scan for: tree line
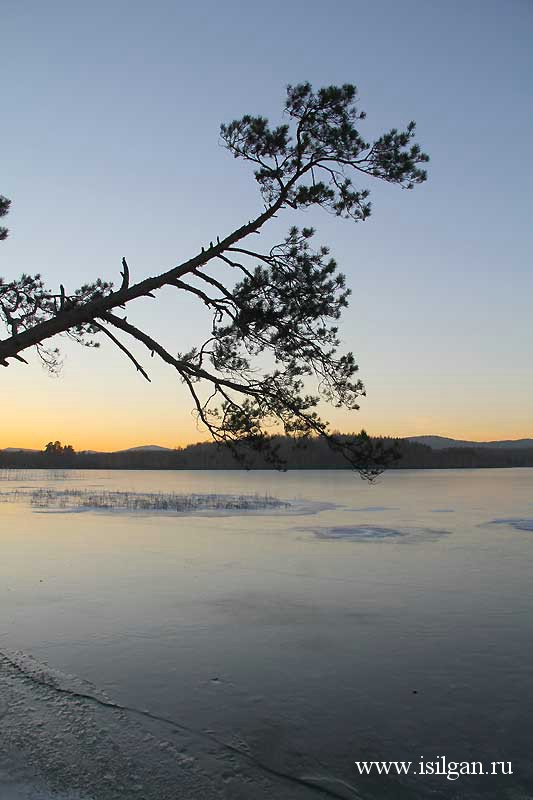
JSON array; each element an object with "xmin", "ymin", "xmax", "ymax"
[{"xmin": 2, "ymin": 437, "xmax": 533, "ymax": 471}]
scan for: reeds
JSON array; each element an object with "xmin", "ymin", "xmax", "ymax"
[
  {"xmin": 0, "ymin": 487, "xmax": 289, "ymax": 513},
  {"xmin": 0, "ymin": 469, "xmax": 70, "ymax": 482}
]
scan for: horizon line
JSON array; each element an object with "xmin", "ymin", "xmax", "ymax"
[{"xmin": 3, "ymin": 432, "xmax": 533, "ymax": 453}]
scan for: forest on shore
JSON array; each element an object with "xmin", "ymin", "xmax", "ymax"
[{"xmin": 2, "ymin": 436, "xmax": 533, "ymax": 471}]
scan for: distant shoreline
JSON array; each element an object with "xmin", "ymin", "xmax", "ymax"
[
  {"xmin": 2, "ymin": 464, "xmax": 533, "ymax": 473},
  {"xmin": 3, "ymin": 435, "xmax": 533, "ymax": 471}
]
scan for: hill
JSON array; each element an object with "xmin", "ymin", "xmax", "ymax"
[{"xmin": 407, "ymin": 435, "xmax": 533, "ymax": 450}]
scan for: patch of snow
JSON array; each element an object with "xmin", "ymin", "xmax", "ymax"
[{"xmin": 304, "ymin": 524, "xmax": 451, "ymax": 543}]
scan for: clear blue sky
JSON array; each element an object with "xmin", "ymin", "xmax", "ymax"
[{"xmin": 2, "ymin": 0, "xmax": 532, "ymax": 449}]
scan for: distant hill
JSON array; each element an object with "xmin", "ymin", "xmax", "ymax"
[
  {"xmin": 2, "ymin": 447, "xmax": 40, "ymax": 453},
  {"xmin": 3, "ymin": 438, "xmax": 533, "ymax": 456},
  {"xmin": 406, "ymin": 435, "xmax": 533, "ymax": 450},
  {"xmin": 118, "ymin": 445, "xmax": 174, "ymax": 453}
]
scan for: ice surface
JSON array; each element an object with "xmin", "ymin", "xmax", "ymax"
[
  {"xmin": 0, "ymin": 650, "xmax": 225, "ymax": 800},
  {"xmin": 488, "ymin": 517, "xmax": 533, "ymax": 531},
  {"xmin": 0, "ymin": 650, "xmax": 341, "ymax": 800},
  {"xmin": 0, "ymin": 776, "xmax": 88, "ymax": 800},
  {"xmin": 3, "ymin": 468, "xmax": 533, "ymax": 800},
  {"xmin": 346, "ymin": 506, "xmax": 396, "ymax": 512},
  {"xmin": 305, "ymin": 524, "xmax": 451, "ymax": 542}
]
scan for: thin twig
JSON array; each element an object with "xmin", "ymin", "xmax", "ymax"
[{"xmin": 93, "ymin": 320, "xmax": 151, "ymax": 382}]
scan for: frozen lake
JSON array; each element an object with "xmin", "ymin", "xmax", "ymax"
[{"xmin": 1, "ymin": 468, "xmax": 532, "ymax": 799}]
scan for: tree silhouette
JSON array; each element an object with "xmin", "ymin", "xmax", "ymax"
[
  {"xmin": 0, "ymin": 83, "xmax": 428, "ymax": 477},
  {"xmin": 42, "ymin": 441, "xmax": 76, "ymax": 466},
  {"xmin": 0, "ymin": 196, "xmax": 10, "ymax": 241},
  {"xmin": 44, "ymin": 441, "xmax": 75, "ymax": 457}
]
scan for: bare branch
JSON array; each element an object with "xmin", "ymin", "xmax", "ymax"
[
  {"xmin": 120, "ymin": 257, "xmax": 130, "ymax": 291},
  {"xmin": 0, "ymin": 192, "xmax": 294, "ymax": 367},
  {"xmin": 100, "ymin": 312, "xmax": 260, "ymax": 397},
  {"xmin": 226, "ymin": 247, "xmax": 273, "ymax": 265},
  {"xmin": 92, "ymin": 320, "xmax": 151, "ymax": 382}
]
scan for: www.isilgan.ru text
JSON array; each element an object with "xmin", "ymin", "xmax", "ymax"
[{"xmin": 354, "ymin": 757, "xmax": 513, "ymax": 781}]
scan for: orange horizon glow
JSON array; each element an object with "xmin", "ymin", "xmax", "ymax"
[
  {"xmin": 3, "ymin": 426, "xmax": 533, "ymax": 453},
  {"xmin": 3, "ymin": 345, "xmax": 531, "ymax": 454}
]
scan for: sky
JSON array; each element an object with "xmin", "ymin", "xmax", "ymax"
[{"xmin": 2, "ymin": 0, "xmax": 532, "ymax": 451}]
